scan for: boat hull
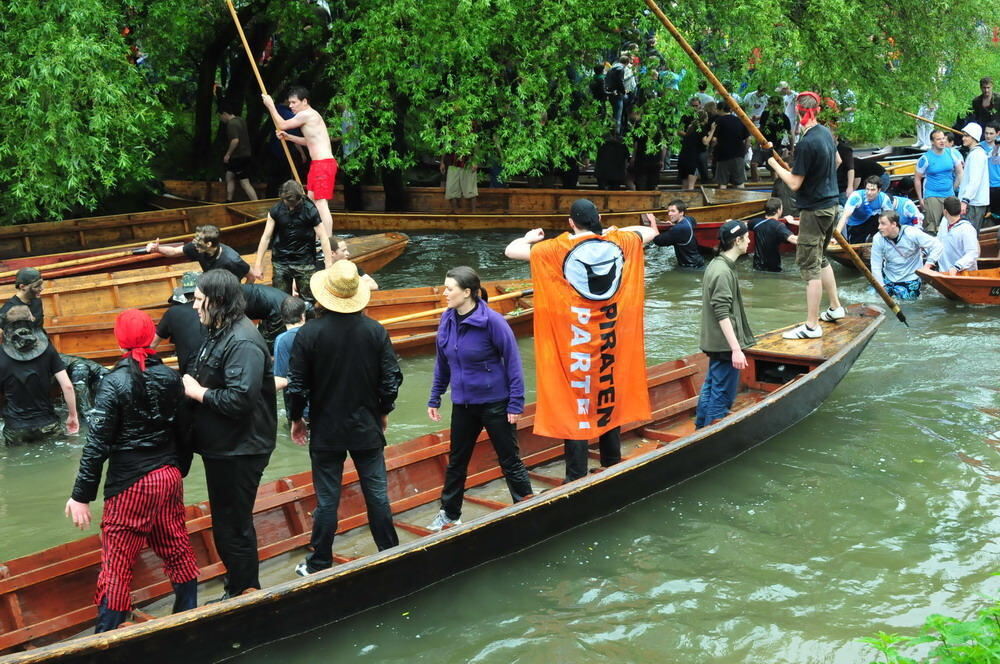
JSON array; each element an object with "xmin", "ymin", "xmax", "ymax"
[
  {"xmin": 917, "ymin": 266, "xmax": 1000, "ymax": 304},
  {"xmin": 0, "ymin": 305, "xmax": 883, "ymax": 663}
]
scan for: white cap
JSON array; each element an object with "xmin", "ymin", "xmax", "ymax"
[{"xmin": 963, "ymin": 122, "xmax": 983, "ymax": 141}]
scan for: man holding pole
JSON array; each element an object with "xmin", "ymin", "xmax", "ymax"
[
  {"xmin": 262, "ymin": 87, "xmax": 337, "ymax": 237},
  {"xmin": 767, "ymin": 92, "xmax": 845, "ymax": 340}
]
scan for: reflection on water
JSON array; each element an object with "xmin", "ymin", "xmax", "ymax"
[{"xmin": 2, "ymin": 231, "xmax": 998, "ymax": 663}]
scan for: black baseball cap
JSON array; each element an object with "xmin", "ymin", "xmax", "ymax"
[
  {"xmin": 569, "ymin": 199, "xmax": 600, "ymax": 227},
  {"xmin": 718, "ymin": 219, "xmax": 748, "ymax": 241}
]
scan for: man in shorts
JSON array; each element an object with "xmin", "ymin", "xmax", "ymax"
[
  {"xmin": 768, "ymin": 92, "xmax": 845, "ymax": 339},
  {"xmin": 441, "ymin": 153, "xmax": 478, "ymax": 212},
  {"xmin": 263, "ymin": 87, "xmax": 338, "ymax": 236},
  {"xmin": 219, "ymin": 109, "xmax": 259, "ymax": 202}
]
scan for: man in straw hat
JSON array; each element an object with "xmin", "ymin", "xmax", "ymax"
[
  {"xmin": 286, "ymin": 260, "xmax": 402, "ymax": 576},
  {"xmin": 0, "ymin": 305, "xmax": 79, "ymax": 445}
]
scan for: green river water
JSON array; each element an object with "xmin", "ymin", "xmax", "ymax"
[{"xmin": 1, "ymin": 230, "xmax": 997, "ymax": 663}]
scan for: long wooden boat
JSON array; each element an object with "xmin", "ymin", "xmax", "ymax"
[
  {"xmin": 827, "ymin": 225, "xmax": 999, "ymax": 269},
  {"xmin": 161, "ymin": 180, "xmax": 768, "ymax": 213},
  {"xmin": 43, "ymin": 280, "xmax": 534, "ymax": 364},
  {"xmin": 916, "ymin": 266, "xmax": 1000, "ymax": 304},
  {"xmin": 0, "ymin": 304, "xmax": 883, "ymax": 662},
  {"xmin": 1, "ymin": 234, "xmax": 409, "ymax": 320}
]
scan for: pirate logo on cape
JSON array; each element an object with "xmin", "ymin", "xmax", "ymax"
[{"xmin": 561, "ymin": 239, "xmax": 625, "ymax": 301}]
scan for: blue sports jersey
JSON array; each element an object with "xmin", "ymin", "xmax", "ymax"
[
  {"xmin": 845, "ymin": 189, "xmax": 892, "ymax": 225},
  {"xmin": 916, "ymin": 149, "xmax": 960, "ymax": 198},
  {"xmin": 982, "ymin": 140, "xmax": 1000, "ymax": 188},
  {"xmin": 891, "ymin": 196, "xmax": 921, "ymax": 225}
]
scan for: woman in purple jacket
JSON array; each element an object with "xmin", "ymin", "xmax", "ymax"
[{"xmin": 426, "ymin": 266, "xmax": 534, "ymax": 531}]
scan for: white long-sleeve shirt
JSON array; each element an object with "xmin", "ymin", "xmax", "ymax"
[
  {"xmin": 959, "ymin": 144, "xmax": 990, "ymax": 206},
  {"xmin": 937, "ymin": 218, "xmax": 980, "ymax": 272},
  {"xmin": 870, "ymin": 226, "xmax": 942, "ymax": 284}
]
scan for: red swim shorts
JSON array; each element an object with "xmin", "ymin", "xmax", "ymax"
[{"xmin": 307, "ymin": 158, "xmax": 338, "ymax": 201}]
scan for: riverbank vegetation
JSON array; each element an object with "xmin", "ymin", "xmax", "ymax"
[{"xmin": 1, "ymin": 0, "xmax": 996, "ymax": 223}]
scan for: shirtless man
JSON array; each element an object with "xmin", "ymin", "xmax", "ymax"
[{"xmin": 262, "ymin": 87, "xmax": 337, "ymax": 236}]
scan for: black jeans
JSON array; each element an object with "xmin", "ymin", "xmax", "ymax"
[
  {"xmin": 564, "ymin": 427, "xmax": 622, "ymax": 482},
  {"xmin": 202, "ymin": 453, "xmax": 271, "ymax": 596},
  {"xmin": 306, "ymin": 447, "xmax": 398, "ymax": 572},
  {"xmin": 845, "ymin": 215, "xmax": 880, "ymax": 244},
  {"xmin": 441, "ymin": 400, "xmax": 533, "ymax": 520}
]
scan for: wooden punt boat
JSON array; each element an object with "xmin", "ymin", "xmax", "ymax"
[
  {"xmin": 0, "ymin": 304, "xmax": 884, "ymax": 663},
  {"xmin": 827, "ymin": 225, "xmax": 999, "ymax": 269},
  {"xmin": 0, "ymin": 234, "xmax": 409, "ymax": 320},
  {"xmin": 43, "ymin": 280, "xmax": 534, "ymax": 364},
  {"xmin": 161, "ymin": 180, "xmax": 768, "ymax": 215},
  {"xmin": 916, "ymin": 266, "xmax": 1000, "ymax": 304}
]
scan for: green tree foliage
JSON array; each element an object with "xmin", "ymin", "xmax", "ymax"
[{"xmin": 0, "ymin": 0, "xmax": 170, "ymax": 223}]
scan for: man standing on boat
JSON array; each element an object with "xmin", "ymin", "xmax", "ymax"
[
  {"xmin": 504, "ymin": 200, "xmax": 656, "ymax": 481},
  {"xmin": 958, "ymin": 123, "xmax": 990, "ymax": 230},
  {"xmin": 286, "ymin": 261, "xmax": 401, "ymax": 575},
  {"xmin": 0, "ymin": 306, "xmax": 79, "ymax": 445},
  {"xmin": 914, "ymin": 130, "xmax": 963, "ymax": 234},
  {"xmin": 251, "ymin": 180, "xmax": 333, "ymax": 302},
  {"xmin": 767, "ymin": 92, "xmax": 846, "ymax": 340},
  {"xmin": 870, "ymin": 210, "xmax": 942, "ymax": 300},
  {"xmin": 0, "ymin": 268, "xmax": 45, "ymax": 330},
  {"xmin": 182, "ymin": 270, "xmax": 276, "ymax": 600},
  {"xmin": 696, "ymin": 220, "xmax": 754, "ymax": 428},
  {"xmin": 263, "ymin": 87, "xmax": 337, "ymax": 237},
  {"xmin": 146, "ymin": 225, "xmax": 250, "ymax": 281},
  {"xmin": 936, "ymin": 197, "xmax": 980, "ymax": 274}
]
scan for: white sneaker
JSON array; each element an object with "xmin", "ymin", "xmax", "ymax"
[
  {"xmin": 294, "ymin": 561, "xmax": 314, "ymax": 577},
  {"xmin": 782, "ymin": 323, "xmax": 822, "ymax": 339},
  {"xmin": 819, "ymin": 306, "xmax": 846, "ymax": 322},
  {"xmin": 427, "ymin": 510, "xmax": 461, "ymax": 532}
]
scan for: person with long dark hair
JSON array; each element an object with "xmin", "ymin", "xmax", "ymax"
[
  {"xmin": 65, "ymin": 309, "xmax": 199, "ymax": 631},
  {"xmin": 181, "ymin": 269, "xmax": 276, "ymax": 600},
  {"xmin": 695, "ymin": 220, "xmax": 754, "ymax": 429},
  {"xmin": 426, "ymin": 267, "xmax": 533, "ymax": 531}
]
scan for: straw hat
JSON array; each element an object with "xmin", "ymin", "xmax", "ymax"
[{"xmin": 310, "ymin": 260, "xmax": 370, "ymax": 313}]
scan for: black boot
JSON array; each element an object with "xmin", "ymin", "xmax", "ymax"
[
  {"xmin": 172, "ymin": 579, "xmax": 198, "ymax": 613},
  {"xmin": 94, "ymin": 598, "xmax": 129, "ymax": 633}
]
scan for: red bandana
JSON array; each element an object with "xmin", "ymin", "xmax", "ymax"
[
  {"xmin": 795, "ymin": 91, "xmax": 822, "ymax": 126},
  {"xmin": 114, "ymin": 308, "xmax": 157, "ymax": 370}
]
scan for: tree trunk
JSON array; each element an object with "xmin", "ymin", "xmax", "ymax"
[{"xmin": 381, "ymin": 95, "xmax": 411, "ymax": 211}]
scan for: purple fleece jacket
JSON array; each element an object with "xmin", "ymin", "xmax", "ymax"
[{"xmin": 427, "ymin": 301, "xmax": 525, "ymax": 413}]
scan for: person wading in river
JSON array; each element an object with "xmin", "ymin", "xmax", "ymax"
[
  {"xmin": 767, "ymin": 92, "xmax": 846, "ymax": 340},
  {"xmin": 65, "ymin": 309, "xmax": 200, "ymax": 632},
  {"xmin": 504, "ymin": 199, "xmax": 656, "ymax": 481}
]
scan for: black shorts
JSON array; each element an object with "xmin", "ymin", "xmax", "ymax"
[{"xmin": 226, "ymin": 156, "xmax": 252, "ymax": 179}]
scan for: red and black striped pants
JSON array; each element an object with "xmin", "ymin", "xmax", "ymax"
[{"xmin": 96, "ymin": 465, "xmax": 200, "ymax": 611}]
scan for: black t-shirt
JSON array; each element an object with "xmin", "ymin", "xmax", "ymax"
[
  {"xmin": 853, "ymin": 156, "xmax": 886, "ymax": 181},
  {"xmin": 792, "ymin": 124, "xmax": 839, "ymax": 210},
  {"xmin": 748, "ymin": 216, "xmax": 793, "ymax": 272},
  {"xmin": 595, "ymin": 138, "xmax": 629, "ymax": 182},
  {"xmin": 182, "ymin": 242, "xmax": 250, "ymax": 280},
  {"xmin": 836, "ymin": 142, "xmax": 855, "ymax": 191},
  {"xmin": 241, "ymin": 284, "xmax": 288, "ymax": 325},
  {"xmin": 713, "ymin": 114, "xmax": 749, "ymax": 161},
  {"xmin": 0, "ymin": 296, "xmax": 43, "ymax": 329},
  {"xmin": 0, "ymin": 344, "xmax": 65, "ymax": 430},
  {"xmin": 268, "ymin": 200, "xmax": 323, "ymax": 264},
  {"xmin": 653, "ymin": 216, "xmax": 705, "ymax": 268},
  {"xmin": 155, "ymin": 302, "xmax": 205, "ymax": 375}
]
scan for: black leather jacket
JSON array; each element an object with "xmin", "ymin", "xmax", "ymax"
[
  {"xmin": 71, "ymin": 357, "xmax": 183, "ymax": 502},
  {"xmin": 190, "ymin": 316, "xmax": 277, "ymax": 457}
]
